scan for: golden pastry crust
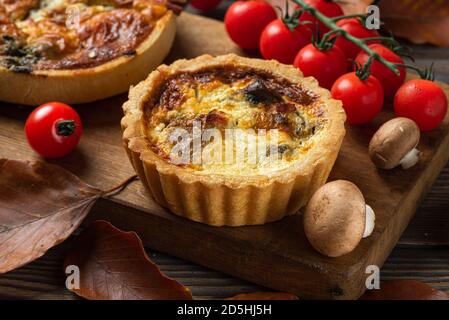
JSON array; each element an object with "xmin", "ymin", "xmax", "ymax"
[
  {"xmin": 0, "ymin": 1, "xmax": 176, "ymax": 105},
  {"xmin": 122, "ymin": 54, "xmax": 346, "ymax": 226}
]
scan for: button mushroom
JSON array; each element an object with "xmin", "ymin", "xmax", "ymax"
[
  {"xmin": 369, "ymin": 117, "xmax": 421, "ymax": 170},
  {"xmin": 304, "ymin": 180, "xmax": 375, "ymax": 258}
]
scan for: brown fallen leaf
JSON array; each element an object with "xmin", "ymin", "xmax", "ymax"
[
  {"xmin": 64, "ymin": 220, "xmax": 193, "ymax": 300},
  {"xmin": 360, "ymin": 280, "xmax": 449, "ymax": 300},
  {"xmin": 379, "ymin": 0, "xmax": 449, "ymax": 47},
  {"xmin": 339, "ymin": 0, "xmax": 449, "ymax": 47},
  {"xmin": 166, "ymin": 0, "xmax": 190, "ymax": 15},
  {"xmin": 338, "ymin": 0, "xmax": 375, "ymax": 15},
  {"xmin": 0, "ymin": 159, "xmax": 101, "ymax": 274},
  {"xmin": 226, "ymin": 292, "xmax": 299, "ymax": 300}
]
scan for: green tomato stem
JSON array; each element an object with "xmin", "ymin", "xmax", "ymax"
[
  {"xmin": 395, "ymin": 63, "xmax": 435, "ymax": 81},
  {"xmin": 331, "ymin": 13, "xmax": 367, "ymax": 22},
  {"xmin": 361, "ymin": 36, "xmax": 398, "ymax": 44},
  {"xmin": 56, "ymin": 120, "xmax": 76, "ymax": 137}
]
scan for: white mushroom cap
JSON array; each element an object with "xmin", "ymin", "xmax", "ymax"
[
  {"xmin": 304, "ymin": 180, "xmax": 375, "ymax": 258},
  {"xmin": 369, "ymin": 118, "xmax": 421, "ymax": 170},
  {"xmin": 363, "ymin": 205, "xmax": 375, "ymax": 238}
]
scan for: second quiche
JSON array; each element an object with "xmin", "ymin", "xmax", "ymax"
[
  {"xmin": 122, "ymin": 54, "xmax": 346, "ymax": 226},
  {"xmin": 0, "ymin": 0, "xmax": 178, "ymax": 105}
]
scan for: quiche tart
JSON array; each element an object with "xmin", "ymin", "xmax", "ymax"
[
  {"xmin": 0, "ymin": 0, "xmax": 181, "ymax": 105},
  {"xmin": 122, "ymin": 54, "xmax": 346, "ymax": 226}
]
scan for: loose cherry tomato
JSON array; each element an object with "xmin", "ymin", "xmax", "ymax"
[
  {"xmin": 334, "ymin": 18, "xmax": 379, "ymax": 62},
  {"xmin": 297, "ymin": 0, "xmax": 344, "ymax": 35},
  {"xmin": 190, "ymin": 0, "xmax": 222, "ymax": 11},
  {"xmin": 294, "ymin": 44, "xmax": 347, "ymax": 89},
  {"xmin": 225, "ymin": 0, "xmax": 277, "ymax": 49},
  {"xmin": 355, "ymin": 44, "xmax": 406, "ymax": 98},
  {"xmin": 394, "ymin": 79, "xmax": 448, "ymax": 131},
  {"xmin": 25, "ymin": 102, "xmax": 83, "ymax": 158},
  {"xmin": 331, "ymin": 72, "xmax": 384, "ymax": 125},
  {"xmin": 260, "ymin": 19, "xmax": 312, "ymax": 64}
]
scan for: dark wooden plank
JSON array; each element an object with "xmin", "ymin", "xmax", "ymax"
[
  {"xmin": 401, "ymin": 209, "xmax": 449, "ymax": 245},
  {"xmin": 400, "ymin": 165, "xmax": 449, "ymax": 245},
  {"xmin": 0, "ymin": 240, "xmax": 448, "ymax": 300}
]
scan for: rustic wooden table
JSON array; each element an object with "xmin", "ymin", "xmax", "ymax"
[{"xmin": 0, "ymin": 4, "xmax": 448, "ymax": 300}]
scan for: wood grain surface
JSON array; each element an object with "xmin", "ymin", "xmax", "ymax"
[{"xmin": 0, "ymin": 12, "xmax": 449, "ymax": 300}]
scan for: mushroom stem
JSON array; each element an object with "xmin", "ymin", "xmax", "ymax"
[
  {"xmin": 363, "ymin": 205, "xmax": 375, "ymax": 238},
  {"xmin": 399, "ymin": 148, "xmax": 420, "ymax": 170}
]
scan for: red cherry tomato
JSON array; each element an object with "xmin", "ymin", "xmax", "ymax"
[
  {"xmin": 294, "ymin": 44, "xmax": 347, "ymax": 89},
  {"xmin": 335, "ymin": 18, "xmax": 379, "ymax": 62},
  {"xmin": 331, "ymin": 72, "xmax": 384, "ymax": 125},
  {"xmin": 260, "ymin": 19, "xmax": 312, "ymax": 64},
  {"xmin": 25, "ymin": 102, "xmax": 83, "ymax": 158},
  {"xmin": 355, "ymin": 44, "xmax": 406, "ymax": 99},
  {"xmin": 190, "ymin": 0, "xmax": 222, "ymax": 11},
  {"xmin": 297, "ymin": 0, "xmax": 344, "ymax": 35},
  {"xmin": 394, "ymin": 79, "xmax": 448, "ymax": 131},
  {"xmin": 225, "ymin": 0, "xmax": 277, "ymax": 49}
]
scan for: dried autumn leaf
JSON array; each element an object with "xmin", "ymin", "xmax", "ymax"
[
  {"xmin": 271, "ymin": 0, "xmax": 375, "ymax": 15},
  {"xmin": 166, "ymin": 0, "xmax": 190, "ymax": 15},
  {"xmin": 338, "ymin": 0, "xmax": 374, "ymax": 15},
  {"xmin": 339, "ymin": 0, "xmax": 449, "ymax": 46},
  {"xmin": 226, "ymin": 292, "xmax": 299, "ymax": 300},
  {"xmin": 360, "ymin": 280, "xmax": 449, "ymax": 300},
  {"xmin": 379, "ymin": 0, "xmax": 449, "ymax": 47},
  {"xmin": 64, "ymin": 220, "xmax": 193, "ymax": 300},
  {"xmin": 0, "ymin": 159, "xmax": 101, "ymax": 274}
]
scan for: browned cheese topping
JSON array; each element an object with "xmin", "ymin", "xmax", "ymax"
[{"xmin": 0, "ymin": 0, "xmax": 170, "ymax": 72}]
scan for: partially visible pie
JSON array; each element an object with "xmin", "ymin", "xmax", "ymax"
[
  {"xmin": 122, "ymin": 54, "xmax": 346, "ymax": 226},
  {"xmin": 0, "ymin": 0, "xmax": 180, "ymax": 105}
]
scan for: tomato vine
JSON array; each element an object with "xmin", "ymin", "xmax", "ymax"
[{"xmin": 292, "ymin": 0, "xmax": 401, "ymax": 76}]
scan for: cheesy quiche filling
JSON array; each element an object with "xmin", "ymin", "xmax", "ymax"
[
  {"xmin": 0, "ymin": 0, "xmax": 173, "ymax": 72},
  {"xmin": 145, "ymin": 67, "xmax": 327, "ymax": 175}
]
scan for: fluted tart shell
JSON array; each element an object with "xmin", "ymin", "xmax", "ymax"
[{"xmin": 121, "ymin": 54, "xmax": 346, "ymax": 226}]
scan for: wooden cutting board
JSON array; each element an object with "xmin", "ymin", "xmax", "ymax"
[{"xmin": 1, "ymin": 13, "xmax": 449, "ymax": 300}]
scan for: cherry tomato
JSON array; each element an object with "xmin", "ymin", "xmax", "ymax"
[
  {"xmin": 294, "ymin": 44, "xmax": 347, "ymax": 89},
  {"xmin": 394, "ymin": 80, "xmax": 448, "ymax": 131},
  {"xmin": 260, "ymin": 19, "xmax": 312, "ymax": 64},
  {"xmin": 225, "ymin": 0, "xmax": 277, "ymax": 49},
  {"xmin": 334, "ymin": 18, "xmax": 379, "ymax": 62},
  {"xmin": 297, "ymin": 0, "xmax": 344, "ymax": 35},
  {"xmin": 331, "ymin": 72, "xmax": 384, "ymax": 125},
  {"xmin": 25, "ymin": 102, "xmax": 83, "ymax": 158},
  {"xmin": 355, "ymin": 44, "xmax": 406, "ymax": 99},
  {"xmin": 190, "ymin": 0, "xmax": 222, "ymax": 11}
]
